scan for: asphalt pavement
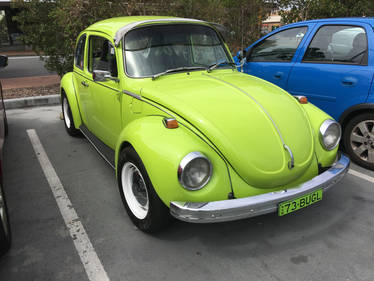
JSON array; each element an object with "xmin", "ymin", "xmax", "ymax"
[
  {"xmin": 0, "ymin": 105, "xmax": 374, "ymax": 281},
  {"xmin": 0, "ymin": 56, "xmax": 56, "ymax": 79}
]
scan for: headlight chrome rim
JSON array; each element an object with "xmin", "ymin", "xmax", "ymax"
[
  {"xmin": 178, "ymin": 152, "xmax": 212, "ymax": 191},
  {"xmin": 319, "ymin": 119, "xmax": 341, "ymax": 151}
]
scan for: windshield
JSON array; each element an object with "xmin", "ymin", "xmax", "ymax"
[{"xmin": 124, "ymin": 24, "xmax": 231, "ymax": 78}]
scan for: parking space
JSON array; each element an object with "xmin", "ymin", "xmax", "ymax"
[{"xmin": 1, "ymin": 105, "xmax": 374, "ymax": 281}]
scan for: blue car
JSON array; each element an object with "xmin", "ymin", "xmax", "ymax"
[{"xmin": 238, "ymin": 18, "xmax": 374, "ymax": 170}]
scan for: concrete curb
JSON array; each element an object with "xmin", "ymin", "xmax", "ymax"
[{"xmin": 4, "ymin": 94, "xmax": 60, "ymax": 110}]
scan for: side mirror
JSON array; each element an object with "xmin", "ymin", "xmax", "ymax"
[
  {"xmin": 236, "ymin": 50, "xmax": 247, "ymax": 72},
  {"xmin": 93, "ymin": 70, "xmax": 119, "ymax": 83},
  {"xmin": 237, "ymin": 49, "xmax": 247, "ymax": 62},
  {"xmin": 0, "ymin": 55, "xmax": 8, "ymax": 68}
]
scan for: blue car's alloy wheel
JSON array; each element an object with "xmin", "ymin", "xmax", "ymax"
[{"xmin": 344, "ymin": 113, "xmax": 374, "ymax": 170}]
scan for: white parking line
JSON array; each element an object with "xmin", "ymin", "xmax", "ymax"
[
  {"xmin": 27, "ymin": 129, "xmax": 110, "ymax": 281},
  {"xmin": 349, "ymin": 169, "xmax": 374, "ymax": 184}
]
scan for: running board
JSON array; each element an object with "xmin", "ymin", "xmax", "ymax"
[{"xmin": 79, "ymin": 125, "xmax": 115, "ymax": 169}]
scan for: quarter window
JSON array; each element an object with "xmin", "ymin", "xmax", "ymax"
[
  {"xmin": 303, "ymin": 25, "xmax": 368, "ymax": 65},
  {"xmin": 247, "ymin": 27, "xmax": 307, "ymax": 62},
  {"xmin": 74, "ymin": 34, "xmax": 86, "ymax": 70},
  {"xmin": 88, "ymin": 36, "xmax": 118, "ymax": 77}
]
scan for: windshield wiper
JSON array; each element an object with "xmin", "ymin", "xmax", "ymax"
[
  {"xmin": 207, "ymin": 61, "xmax": 236, "ymax": 72},
  {"xmin": 152, "ymin": 66, "xmax": 206, "ymax": 80}
]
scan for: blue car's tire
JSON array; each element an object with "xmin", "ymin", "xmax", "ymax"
[{"xmin": 343, "ymin": 113, "xmax": 374, "ymax": 170}]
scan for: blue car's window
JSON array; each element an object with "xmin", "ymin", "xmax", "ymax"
[
  {"xmin": 123, "ymin": 24, "xmax": 231, "ymax": 78},
  {"xmin": 247, "ymin": 26, "xmax": 307, "ymax": 62},
  {"xmin": 303, "ymin": 25, "xmax": 368, "ymax": 65},
  {"xmin": 74, "ymin": 34, "xmax": 86, "ymax": 70}
]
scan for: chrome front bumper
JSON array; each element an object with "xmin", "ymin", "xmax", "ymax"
[{"xmin": 170, "ymin": 154, "xmax": 350, "ymax": 223}]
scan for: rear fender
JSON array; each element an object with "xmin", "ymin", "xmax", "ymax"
[{"xmin": 60, "ymin": 72, "xmax": 82, "ymax": 129}]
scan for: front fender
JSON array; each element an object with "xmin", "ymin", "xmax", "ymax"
[
  {"xmin": 115, "ymin": 116, "xmax": 232, "ymax": 206},
  {"xmin": 60, "ymin": 72, "xmax": 82, "ymax": 129},
  {"xmin": 302, "ymin": 103, "xmax": 338, "ymax": 167}
]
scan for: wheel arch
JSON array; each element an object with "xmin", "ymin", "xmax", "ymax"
[
  {"xmin": 339, "ymin": 103, "xmax": 374, "ymax": 132},
  {"xmin": 114, "ymin": 116, "xmax": 232, "ymax": 206},
  {"xmin": 60, "ymin": 72, "xmax": 82, "ymax": 129}
]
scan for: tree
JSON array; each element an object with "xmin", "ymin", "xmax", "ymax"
[
  {"xmin": 275, "ymin": 0, "xmax": 374, "ymax": 24},
  {"xmin": 13, "ymin": 0, "xmax": 271, "ymax": 76}
]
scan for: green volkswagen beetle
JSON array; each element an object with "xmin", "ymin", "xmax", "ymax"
[{"xmin": 60, "ymin": 16, "xmax": 350, "ymax": 232}]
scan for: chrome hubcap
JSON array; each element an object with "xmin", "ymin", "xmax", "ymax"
[
  {"xmin": 63, "ymin": 98, "xmax": 71, "ymax": 129},
  {"xmin": 121, "ymin": 162, "xmax": 149, "ymax": 219},
  {"xmin": 350, "ymin": 120, "xmax": 374, "ymax": 163},
  {"xmin": 0, "ymin": 186, "xmax": 9, "ymax": 238}
]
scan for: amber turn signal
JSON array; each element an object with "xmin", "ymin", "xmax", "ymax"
[
  {"xmin": 163, "ymin": 118, "xmax": 179, "ymax": 129},
  {"xmin": 295, "ymin": 95, "xmax": 308, "ymax": 104}
]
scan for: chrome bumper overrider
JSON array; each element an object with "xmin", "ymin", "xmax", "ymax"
[{"xmin": 170, "ymin": 154, "xmax": 350, "ymax": 223}]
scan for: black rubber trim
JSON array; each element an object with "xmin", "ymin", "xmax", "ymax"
[
  {"xmin": 339, "ymin": 103, "xmax": 374, "ymax": 124},
  {"xmin": 80, "ymin": 124, "xmax": 115, "ymax": 168}
]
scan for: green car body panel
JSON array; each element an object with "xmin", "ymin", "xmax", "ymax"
[{"xmin": 60, "ymin": 16, "xmax": 344, "ymax": 212}]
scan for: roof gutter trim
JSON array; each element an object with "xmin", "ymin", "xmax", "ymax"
[{"xmin": 114, "ymin": 18, "xmax": 205, "ymax": 46}]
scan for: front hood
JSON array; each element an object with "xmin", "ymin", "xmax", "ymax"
[{"xmin": 141, "ymin": 71, "xmax": 315, "ymax": 188}]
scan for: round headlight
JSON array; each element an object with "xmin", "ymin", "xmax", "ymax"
[
  {"xmin": 178, "ymin": 152, "xmax": 212, "ymax": 190},
  {"xmin": 319, "ymin": 119, "xmax": 341, "ymax": 150}
]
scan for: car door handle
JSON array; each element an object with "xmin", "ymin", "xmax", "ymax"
[
  {"xmin": 81, "ymin": 81, "xmax": 89, "ymax": 87},
  {"xmin": 341, "ymin": 77, "xmax": 357, "ymax": 87},
  {"xmin": 274, "ymin": 72, "xmax": 283, "ymax": 79}
]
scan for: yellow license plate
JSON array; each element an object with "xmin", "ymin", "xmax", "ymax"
[{"xmin": 278, "ymin": 189, "xmax": 323, "ymax": 216}]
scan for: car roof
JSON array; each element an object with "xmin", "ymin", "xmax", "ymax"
[
  {"xmin": 84, "ymin": 16, "xmax": 205, "ymax": 40},
  {"xmin": 285, "ymin": 17, "xmax": 374, "ymax": 28}
]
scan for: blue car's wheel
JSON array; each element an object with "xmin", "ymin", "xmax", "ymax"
[{"xmin": 343, "ymin": 113, "xmax": 374, "ymax": 170}]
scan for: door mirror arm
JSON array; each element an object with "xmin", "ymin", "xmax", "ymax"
[
  {"xmin": 93, "ymin": 70, "xmax": 119, "ymax": 83},
  {"xmin": 236, "ymin": 49, "xmax": 248, "ymax": 72}
]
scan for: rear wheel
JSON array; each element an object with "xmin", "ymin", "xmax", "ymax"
[
  {"xmin": 0, "ymin": 183, "xmax": 10, "ymax": 256},
  {"xmin": 61, "ymin": 93, "xmax": 80, "ymax": 137},
  {"xmin": 343, "ymin": 113, "xmax": 374, "ymax": 170},
  {"xmin": 117, "ymin": 147, "xmax": 171, "ymax": 233}
]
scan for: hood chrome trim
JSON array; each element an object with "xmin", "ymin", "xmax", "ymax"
[
  {"xmin": 114, "ymin": 18, "xmax": 204, "ymax": 46},
  {"xmin": 202, "ymin": 73, "xmax": 295, "ymax": 164}
]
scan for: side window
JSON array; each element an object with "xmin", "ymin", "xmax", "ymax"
[
  {"xmin": 88, "ymin": 36, "xmax": 118, "ymax": 77},
  {"xmin": 247, "ymin": 26, "xmax": 307, "ymax": 62},
  {"xmin": 74, "ymin": 34, "xmax": 86, "ymax": 70},
  {"xmin": 303, "ymin": 25, "xmax": 368, "ymax": 65}
]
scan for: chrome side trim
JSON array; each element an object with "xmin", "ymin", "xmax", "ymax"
[
  {"xmin": 123, "ymin": 90, "xmax": 141, "ymax": 100},
  {"xmin": 114, "ymin": 18, "xmax": 204, "ymax": 46},
  {"xmin": 170, "ymin": 154, "xmax": 350, "ymax": 223}
]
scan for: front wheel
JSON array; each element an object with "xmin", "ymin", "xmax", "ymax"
[
  {"xmin": 117, "ymin": 147, "xmax": 171, "ymax": 233},
  {"xmin": 343, "ymin": 113, "xmax": 374, "ymax": 170},
  {"xmin": 0, "ymin": 183, "xmax": 11, "ymax": 256},
  {"xmin": 61, "ymin": 93, "xmax": 80, "ymax": 137}
]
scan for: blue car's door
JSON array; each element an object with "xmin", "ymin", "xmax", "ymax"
[
  {"xmin": 286, "ymin": 22, "xmax": 374, "ymax": 120},
  {"xmin": 243, "ymin": 25, "xmax": 312, "ymax": 88}
]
